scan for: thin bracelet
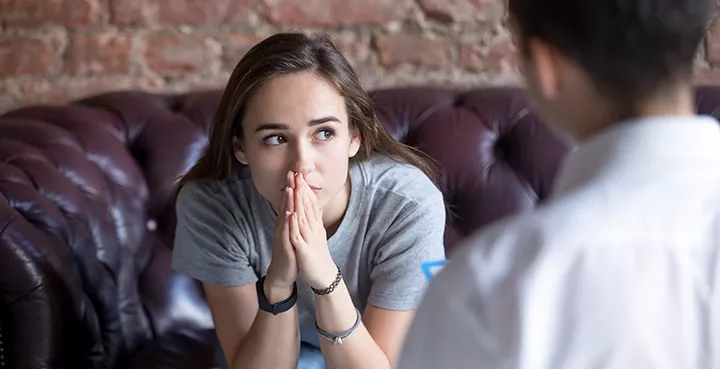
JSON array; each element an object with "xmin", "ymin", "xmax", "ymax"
[
  {"xmin": 316, "ymin": 308, "xmax": 362, "ymax": 345},
  {"xmin": 311, "ymin": 266, "xmax": 342, "ymax": 295}
]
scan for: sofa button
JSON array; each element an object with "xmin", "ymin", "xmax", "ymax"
[{"xmin": 146, "ymin": 219, "xmax": 157, "ymax": 231}]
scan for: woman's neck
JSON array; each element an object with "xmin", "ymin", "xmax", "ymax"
[{"xmin": 322, "ymin": 174, "xmax": 352, "ymax": 238}]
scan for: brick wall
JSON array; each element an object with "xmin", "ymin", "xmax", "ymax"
[{"xmin": 0, "ymin": 0, "xmax": 719, "ymax": 114}]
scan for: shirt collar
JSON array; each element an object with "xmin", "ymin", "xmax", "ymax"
[{"xmin": 552, "ymin": 115, "xmax": 720, "ymax": 197}]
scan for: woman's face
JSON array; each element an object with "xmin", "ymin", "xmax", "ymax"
[{"xmin": 234, "ymin": 72, "xmax": 361, "ymax": 212}]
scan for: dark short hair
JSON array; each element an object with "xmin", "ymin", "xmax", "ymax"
[{"xmin": 509, "ymin": 0, "xmax": 713, "ymax": 108}]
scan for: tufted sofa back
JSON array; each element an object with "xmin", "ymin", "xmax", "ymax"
[
  {"xmin": 3, "ymin": 86, "xmax": 719, "ymax": 368},
  {"xmin": 0, "ymin": 90, "xmax": 222, "ymax": 368}
]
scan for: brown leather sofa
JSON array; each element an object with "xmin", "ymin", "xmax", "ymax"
[{"xmin": 2, "ymin": 86, "xmax": 715, "ymax": 368}]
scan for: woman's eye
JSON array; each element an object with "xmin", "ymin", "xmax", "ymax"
[
  {"xmin": 315, "ymin": 129, "xmax": 335, "ymax": 141},
  {"xmin": 263, "ymin": 135, "xmax": 287, "ymax": 146}
]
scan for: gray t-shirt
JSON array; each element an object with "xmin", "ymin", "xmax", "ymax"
[{"xmin": 171, "ymin": 154, "xmax": 446, "ymax": 347}]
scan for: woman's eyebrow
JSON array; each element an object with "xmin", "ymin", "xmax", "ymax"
[
  {"xmin": 254, "ymin": 116, "xmax": 340, "ymax": 133},
  {"xmin": 309, "ymin": 116, "xmax": 340, "ymax": 125},
  {"xmin": 255, "ymin": 123, "xmax": 290, "ymax": 132}
]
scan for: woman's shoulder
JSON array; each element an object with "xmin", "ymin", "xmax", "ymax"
[
  {"xmin": 357, "ymin": 154, "xmax": 442, "ymax": 205},
  {"xmin": 176, "ymin": 165, "xmax": 255, "ymax": 211}
]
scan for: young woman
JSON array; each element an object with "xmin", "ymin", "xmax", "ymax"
[{"xmin": 171, "ymin": 32, "xmax": 446, "ymax": 369}]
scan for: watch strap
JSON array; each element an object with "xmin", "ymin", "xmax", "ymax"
[{"xmin": 256, "ymin": 276, "xmax": 298, "ymax": 315}]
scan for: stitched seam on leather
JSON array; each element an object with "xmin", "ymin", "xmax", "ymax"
[
  {"xmin": 506, "ymin": 106, "xmax": 531, "ymax": 132},
  {"xmin": 488, "ymin": 101, "xmax": 539, "ymax": 203},
  {"xmin": 5, "ymin": 281, "xmax": 43, "ymax": 306},
  {"xmin": 413, "ymin": 94, "xmax": 459, "ymax": 132},
  {"xmin": 0, "ymin": 208, "xmax": 16, "ymax": 235}
]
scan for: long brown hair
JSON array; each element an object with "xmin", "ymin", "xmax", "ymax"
[{"xmin": 179, "ymin": 32, "xmax": 436, "ymax": 187}]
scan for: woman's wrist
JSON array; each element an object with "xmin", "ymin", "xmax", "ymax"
[
  {"xmin": 263, "ymin": 278, "xmax": 295, "ymax": 304},
  {"xmin": 307, "ymin": 261, "xmax": 341, "ymax": 291},
  {"xmin": 311, "ymin": 266, "xmax": 342, "ymax": 295},
  {"xmin": 313, "ymin": 279, "xmax": 358, "ymax": 334}
]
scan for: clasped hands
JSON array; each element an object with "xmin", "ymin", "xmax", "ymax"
[{"xmin": 265, "ymin": 171, "xmax": 338, "ymax": 293}]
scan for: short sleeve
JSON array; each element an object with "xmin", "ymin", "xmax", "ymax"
[
  {"xmin": 171, "ymin": 182, "xmax": 258, "ymax": 287},
  {"xmin": 368, "ymin": 190, "xmax": 446, "ymax": 310}
]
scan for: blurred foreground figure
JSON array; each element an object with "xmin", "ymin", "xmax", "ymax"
[{"xmin": 399, "ymin": 0, "xmax": 720, "ymax": 368}]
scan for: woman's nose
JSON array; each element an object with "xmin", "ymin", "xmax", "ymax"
[{"xmin": 290, "ymin": 141, "xmax": 315, "ymax": 174}]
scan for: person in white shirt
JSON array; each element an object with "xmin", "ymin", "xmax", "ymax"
[{"xmin": 398, "ymin": 0, "xmax": 720, "ymax": 368}]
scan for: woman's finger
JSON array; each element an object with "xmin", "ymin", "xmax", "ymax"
[
  {"xmin": 294, "ymin": 174, "xmax": 307, "ymax": 229},
  {"xmin": 289, "ymin": 212, "xmax": 306, "ymax": 248},
  {"xmin": 282, "ymin": 210, "xmax": 292, "ymax": 248},
  {"xmin": 287, "ymin": 170, "xmax": 295, "ymax": 189},
  {"xmin": 302, "ymin": 173, "xmax": 322, "ymax": 226},
  {"xmin": 297, "ymin": 186, "xmax": 313, "ymax": 240},
  {"xmin": 286, "ymin": 186, "xmax": 294, "ymax": 214},
  {"xmin": 299, "ymin": 174, "xmax": 317, "ymax": 225}
]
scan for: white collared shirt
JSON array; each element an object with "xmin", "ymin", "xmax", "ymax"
[{"xmin": 398, "ymin": 115, "xmax": 720, "ymax": 369}]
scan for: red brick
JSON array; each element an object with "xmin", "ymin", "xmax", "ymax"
[
  {"xmin": 66, "ymin": 32, "xmax": 132, "ymax": 76},
  {"xmin": 262, "ymin": 0, "xmax": 412, "ymax": 27},
  {"xmin": 374, "ymin": 33, "xmax": 451, "ymax": 69},
  {"xmin": 157, "ymin": 0, "xmax": 254, "ymax": 25},
  {"xmin": 165, "ymin": 74, "xmax": 231, "ymax": 92},
  {"xmin": 18, "ymin": 81, "xmax": 62, "ymax": 105},
  {"xmin": 0, "ymin": 82, "xmax": 16, "ymax": 114},
  {"xmin": 330, "ymin": 32, "xmax": 371, "ymax": 63},
  {"xmin": 144, "ymin": 34, "xmax": 216, "ymax": 76},
  {"xmin": 460, "ymin": 37, "xmax": 517, "ymax": 72},
  {"xmin": 19, "ymin": 77, "xmax": 164, "ymax": 106},
  {"xmin": 419, "ymin": 0, "xmax": 506, "ymax": 23},
  {"xmin": 0, "ymin": 0, "xmax": 100, "ymax": 29},
  {"xmin": 110, "ymin": 0, "xmax": 254, "ymax": 26},
  {"xmin": 109, "ymin": 0, "xmax": 149, "ymax": 26},
  {"xmin": 706, "ymin": 21, "xmax": 720, "ymax": 64},
  {"xmin": 222, "ymin": 34, "xmax": 263, "ymax": 70},
  {"xmin": 0, "ymin": 35, "xmax": 56, "ymax": 77}
]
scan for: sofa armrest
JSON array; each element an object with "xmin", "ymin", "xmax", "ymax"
[
  {"xmin": 139, "ymin": 234, "xmax": 214, "ymax": 337},
  {"xmin": 122, "ymin": 328, "xmax": 218, "ymax": 369},
  {"xmin": 0, "ymin": 201, "xmax": 104, "ymax": 369}
]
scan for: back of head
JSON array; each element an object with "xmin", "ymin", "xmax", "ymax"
[{"xmin": 509, "ymin": 0, "xmax": 713, "ymax": 110}]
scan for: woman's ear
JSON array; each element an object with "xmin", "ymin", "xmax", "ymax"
[
  {"xmin": 233, "ymin": 137, "xmax": 249, "ymax": 165},
  {"xmin": 348, "ymin": 128, "xmax": 361, "ymax": 158}
]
